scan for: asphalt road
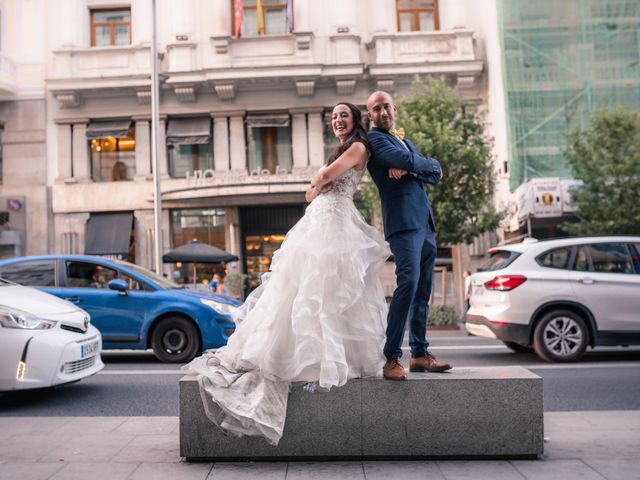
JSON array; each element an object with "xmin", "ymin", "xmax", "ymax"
[{"xmin": 2, "ymin": 329, "xmax": 640, "ymax": 416}]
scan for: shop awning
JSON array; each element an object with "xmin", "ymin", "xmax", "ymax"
[
  {"xmin": 84, "ymin": 212, "xmax": 133, "ymax": 257},
  {"xmin": 86, "ymin": 119, "xmax": 132, "ymax": 139},
  {"xmin": 166, "ymin": 117, "xmax": 211, "ymax": 144},
  {"xmin": 245, "ymin": 114, "xmax": 290, "ymax": 128}
]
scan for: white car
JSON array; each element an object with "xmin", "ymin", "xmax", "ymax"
[
  {"xmin": 0, "ymin": 278, "xmax": 104, "ymax": 391},
  {"xmin": 466, "ymin": 236, "xmax": 640, "ymax": 362}
]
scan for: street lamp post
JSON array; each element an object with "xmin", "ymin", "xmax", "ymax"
[{"xmin": 151, "ymin": 0, "xmax": 163, "ymax": 274}]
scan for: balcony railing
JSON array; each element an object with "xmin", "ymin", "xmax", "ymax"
[
  {"xmin": 51, "ymin": 45, "xmax": 151, "ymax": 81},
  {"xmin": 370, "ymin": 30, "xmax": 476, "ymax": 65}
]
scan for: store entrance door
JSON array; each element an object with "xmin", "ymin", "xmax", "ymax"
[{"xmin": 240, "ymin": 205, "xmax": 304, "ymax": 292}]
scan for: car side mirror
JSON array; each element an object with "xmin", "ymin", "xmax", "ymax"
[{"xmin": 108, "ymin": 278, "xmax": 129, "ymax": 295}]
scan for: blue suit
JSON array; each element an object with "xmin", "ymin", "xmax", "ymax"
[{"xmin": 367, "ymin": 126, "xmax": 442, "ymax": 360}]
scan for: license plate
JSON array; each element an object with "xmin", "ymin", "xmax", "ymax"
[
  {"xmin": 81, "ymin": 341, "xmax": 100, "ymax": 358},
  {"xmin": 472, "ymin": 285, "xmax": 484, "ymax": 296}
]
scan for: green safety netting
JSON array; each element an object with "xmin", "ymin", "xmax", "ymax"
[{"xmin": 498, "ymin": 0, "xmax": 640, "ymax": 190}]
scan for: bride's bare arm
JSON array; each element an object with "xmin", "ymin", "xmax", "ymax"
[
  {"xmin": 305, "ymin": 185, "xmax": 318, "ymax": 202},
  {"xmin": 310, "ymin": 142, "xmax": 367, "ymax": 190}
]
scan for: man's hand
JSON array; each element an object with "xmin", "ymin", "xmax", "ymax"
[{"xmin": 388, "ymin": 168, "xmax": 408, "ymax": 180}]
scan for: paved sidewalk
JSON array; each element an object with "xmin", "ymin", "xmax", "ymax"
[{"xmin": 1, "ymin": 411, "xmax": 639, "ymax": 479}]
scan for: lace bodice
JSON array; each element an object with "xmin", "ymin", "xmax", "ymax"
[{"xmin": 319, "ymin": 166, "xmax": 366, "ymax": 200}]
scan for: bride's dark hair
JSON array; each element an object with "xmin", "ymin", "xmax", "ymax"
[{"xmin": 326, "ymin": 102, "xmax": 369, "ymax": 165}]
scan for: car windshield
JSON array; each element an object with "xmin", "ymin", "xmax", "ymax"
[
  {"xmin": 477, "ymin": 250, "xmax": 521, "ymax": 272},
  {"xmin": 115, "ymin": 261, "xmax": 182, "ymax": 290}
]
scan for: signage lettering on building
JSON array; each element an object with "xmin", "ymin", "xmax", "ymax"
[{"xmin": 186, "ymin": 167, "xmax": 290, "ymax": 186}]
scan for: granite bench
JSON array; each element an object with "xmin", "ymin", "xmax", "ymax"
[{"xmin": 180, "ymin": 366, "xmax": 543, "ymax": 461}]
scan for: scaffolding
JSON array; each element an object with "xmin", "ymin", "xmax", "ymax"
[{"xmin": 498, "ymin": 0, "xmax": 640, "ymax": 190}]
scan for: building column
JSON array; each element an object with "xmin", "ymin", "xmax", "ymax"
[
  {"xmin": 307, "ymin": 110, "xmax": 324, "ymax": 167},
  {"xmin": 56, "ymin": 123, "xmax": 72, "ymax": 182},
  {"xmin": 224, "ymin": 206, "xmax": 241, "ymax": 273},
  {"xmin": 154, "ymin": 117, "xmax": 169, "ymax": 178},
  {"xmin": 293, "ymin": 0, "xmax": 310, "ymax": 31},
  {"xmin": 134, "ymin": 209, "xmax": 155, "ymax": 270},
  {"xmin": 72, "ymin": 121, "xmax": 91, "ymax": 182},
  {"xmin": 212, "ymin": 115, "xmax": 230, "ymax": 173},
  {"xmin": 229, "ymin": 113, "xmax": 247, "ymax": 173},
  {"xmin": 440, "ymin": 0, "xmax": 468, "ymax": 30},
  {"xmin": 210, "ymin": 0, "xmax": 231, "ymax": 36},
  {"xmin": 54, "ymin": 213, "xmax": 90, "ymax": 254},
  {"xmin": 133, "ymin": 117, "xmax": 151, "ymax": 180},
  {"xmin": 131, "ymin": 0, "xmax": 152, "ymax": 44},
  {"xmin": 370, "ymin": 0, "xmax": 396, "ymax": 33},
  {"xmin": 291, "ymin": 112, "xmax": 309, "ymax": 170}
]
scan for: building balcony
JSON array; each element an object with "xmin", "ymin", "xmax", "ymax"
[
  {"xmin": 0, "ymin": 54, "xmax": 18, "ymax": 96},
  {"xmin": 49, "ymin": 45, "xmax": 151, "ymax": 93},
  {"xmin": 369, "ymin": 30, "xmax": 483, "ymax": 86}
]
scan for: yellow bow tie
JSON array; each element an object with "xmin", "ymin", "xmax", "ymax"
[{"xmin": 389, "ymin": 128, "xmax": 405, "ymax": 140}]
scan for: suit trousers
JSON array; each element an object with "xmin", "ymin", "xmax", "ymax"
[{"xmin": 384, "ymin": 226, "xmax": 437, "ymax": 360}]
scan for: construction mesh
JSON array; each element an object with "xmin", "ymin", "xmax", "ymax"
[{"xmin": 497, "ymin": 0, "xmax": 640, "ymax": 190}]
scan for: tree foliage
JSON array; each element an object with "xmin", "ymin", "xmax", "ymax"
[
  {"xmin": 561, "ymin": 108, "xmax": 640, "ymax": 236},
  {"xmin": 395, "ymin": 76, "xmax": 502, "ymax": 244}
]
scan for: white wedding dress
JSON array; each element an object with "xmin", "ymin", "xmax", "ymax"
[{"xmin": 184, "ymin": 165, "xmax": 390, "ymax": 445}]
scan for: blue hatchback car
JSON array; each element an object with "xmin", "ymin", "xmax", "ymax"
[{"xmin": 0, "ymin": 255, "xmax": 241, "ymax": 363}]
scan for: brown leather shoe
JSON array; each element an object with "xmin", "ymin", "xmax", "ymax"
[
  {"xmin": 383, "ymin": 358, "xmax": 408, "ymax": 380},
  {"xmin": 409, "ymin": 353, "xmax": 452, "ymax": 373}
]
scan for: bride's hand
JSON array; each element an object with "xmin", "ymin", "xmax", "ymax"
[{"xmin": 388, "ymin": 168, "xmax": 408, "ymax": 179}]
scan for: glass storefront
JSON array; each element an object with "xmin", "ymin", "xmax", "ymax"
[
  {"xmin": 244, "ymin": 233, "xmax": 286, "ymax": 289},
  {"xmin": 170, "ymin": 208, "xmax": 226, "ymax": 286},
  {"xmin": 240, "ymin": 205, "xmax": 304, "ymax": 292}
]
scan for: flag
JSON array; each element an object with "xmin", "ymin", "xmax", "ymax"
[
  {"xmin": 286, "ymin": 0, "xmax": 293, "ymax": 33},
  {"xmin": 256, "ymin": 0, "xmax": 265, "ymax": 35},
  {"xmin": 233, "ymin": 0, "xmax": 243, "ymax": 38}
]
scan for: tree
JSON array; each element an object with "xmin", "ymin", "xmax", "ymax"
[
  {"xmin": 561, "ymin": 108, "xmax": 640, "ymax": 236},
  {"xmin": 394, "ymin": 76, "xmax": 502, "ymax": 244}
]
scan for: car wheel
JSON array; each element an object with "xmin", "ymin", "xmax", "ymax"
[
  {"xmin": 151, "ymin": 317, "xmax": 200, "ymax": 363},
  {"xmin": 533, "ymin": 310, "xmax": 588, "ymax": 362},
  {"xmin": 502, "ymin": 341, "xmax": 533, "ymax": 353}
]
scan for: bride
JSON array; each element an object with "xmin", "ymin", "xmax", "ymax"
[{"xmin": 184, "ymin": 102, "xmax": 390, "ymax": 445}]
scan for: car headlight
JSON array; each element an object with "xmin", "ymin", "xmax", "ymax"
[
  {"xmin": 0, "ymin": 307, "xmax": 57, "ymax": 330},
  {"xmin": 200, "ymin": 299, "xmax": 238, "ymax": 317}
]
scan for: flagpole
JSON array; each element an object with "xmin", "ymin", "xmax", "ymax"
[{"xmin": 151, "ymin": 0, "xmax": 163, "ymax": 274}]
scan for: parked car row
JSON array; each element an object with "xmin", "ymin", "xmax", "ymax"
[
  {"xmin": 0, "ymin": 254, "xmax": 242, "ymax": 391},
  {"xmin": 466, "ymin": 236, "xmax": 640, "ymax": 362}
]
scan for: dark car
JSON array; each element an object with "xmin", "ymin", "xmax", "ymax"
[{"xmin": 0, "ymin": 255, "xmax": 241, "ymax": 363}]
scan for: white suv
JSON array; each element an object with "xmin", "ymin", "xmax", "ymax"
[{"xmin": 465, "ymin": 236, "xmax": 640, "ymax": 362}]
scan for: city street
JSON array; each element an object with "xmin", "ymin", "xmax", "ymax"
[
  {"xmin": 2, "ymin": 329, "xmax": 639, "ymax": 416},
  {"xmin": 2, "ymin": 328, "xmax": 640, "ymax": 480}
]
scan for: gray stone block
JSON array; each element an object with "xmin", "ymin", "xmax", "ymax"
[{"xmin": 180, "ymin": 366, "xmax": 542, "ymax": 461}]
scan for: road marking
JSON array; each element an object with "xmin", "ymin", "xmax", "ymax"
[
  {"xmin": 429, "ymin": 345, "xmax": 509, "ymax": 350},
  {"xmin": 525, "ymin": 362, "xmax": 640, "ymax": 370},
  {"xmin": 100, "ymin": 370, "xmax": 184, "ymax": 375},
  {"xmin": 99, "ymin": 360, "xmax": 640, "ymax": 375}
]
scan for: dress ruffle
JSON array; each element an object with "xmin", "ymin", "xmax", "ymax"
[{"xmin": 184, "ymin": 180, "xmax": 390, "ymax": 445}]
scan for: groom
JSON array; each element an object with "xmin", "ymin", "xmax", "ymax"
[{"xmin": 366, "ymin": 90, "xmax": 452, "ymax": 380}]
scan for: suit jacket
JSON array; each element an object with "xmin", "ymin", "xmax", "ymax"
[{"xmin": 367, "ymin": 126, "xmax": 442, "ymax": 239}]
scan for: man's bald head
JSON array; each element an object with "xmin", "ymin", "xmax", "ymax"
[
  {"xmin": 367, "ymin": 90, "xmax": 396, "ymax": 132},
  {"xmin": 367, "ymin": 91, "xmax": 394, "ymax": 110}
]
